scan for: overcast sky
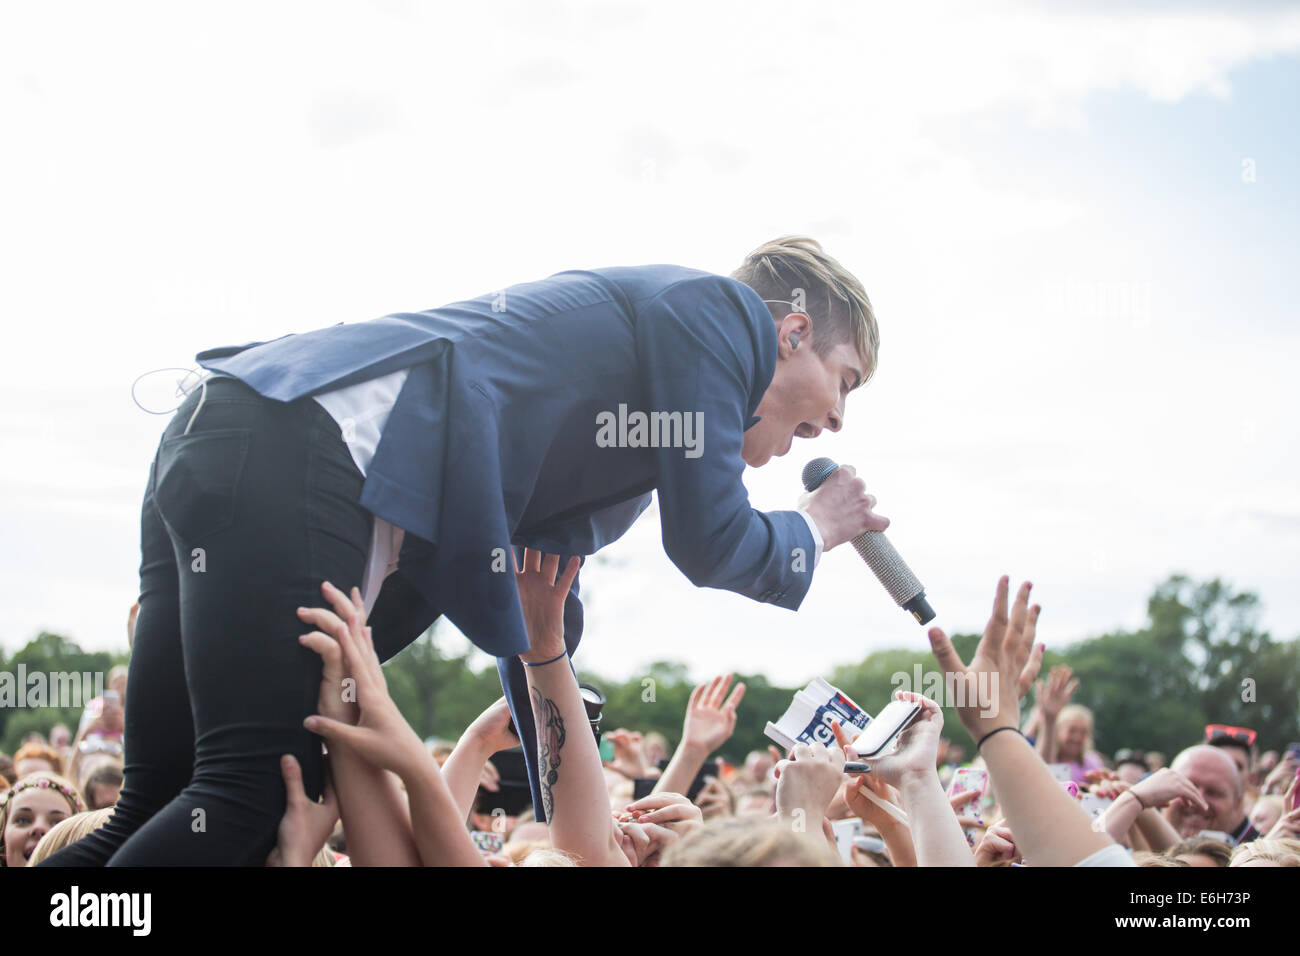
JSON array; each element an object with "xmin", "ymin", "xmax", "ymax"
[{"xmin": 3, "ymin": 1, "xmax": 1297, "ymax": 688}]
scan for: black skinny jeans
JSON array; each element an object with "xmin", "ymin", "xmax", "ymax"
[{"xmin": 41, "ymin": 377, "xmax": 371, "ymax": 865}]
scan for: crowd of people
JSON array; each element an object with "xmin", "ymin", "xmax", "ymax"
[{"xmin": 3, "ymin": 555, "xmax": 1297, "ymax": 868}]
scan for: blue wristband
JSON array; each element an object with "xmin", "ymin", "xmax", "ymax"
[{"xmin": 520, "ymin": 649, "xmax": 569, "ymax": 668}]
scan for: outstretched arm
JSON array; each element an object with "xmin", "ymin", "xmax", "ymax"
[
  {"xmin": 301, "ymin": 583, "xmax": 483, "ymax": 867},
  {"xmin": 929, "ymin": 577, "xmax": 1119, "ymax": 867},
  {"xmin": 654, "ymin": 674, "xmax": 745, "ymax": 797},
  {"xmin": 514, "ymin": 548, "xmax": 628, "ymax": 866},
  {"xmin": 440, "ymin": 697, "xmax": 520, "ymax": 821},
  {"xmin": 297, "ymin": 584, "xmax": 421, "ymax": 866}
]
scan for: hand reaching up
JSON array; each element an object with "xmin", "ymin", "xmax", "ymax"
[
  {"xmin": 1035, "ymin": 664, "xmax": 1078, "ymax": 722},
  {"xmin": 681, "ymin": 674, "xmax": 746, "ymax": 756},
  {"xmin": 928, "ymin": 577, "xmax": 1041, "ymax": 741},
  {"xmin": 299, "ymin": 582, "xmax": 428, "ymax": 782},
  {"xmin": 268, "ymin": 754, "xmax": 339, "ymax": 867},
  {"xmin": 513, "ymin": 548, "xmax": 581, "ymax": 665}
]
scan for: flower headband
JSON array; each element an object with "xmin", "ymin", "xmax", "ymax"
[{"xmin": 0, "ymin": 777, "xmax": 85, "ymax": 815}]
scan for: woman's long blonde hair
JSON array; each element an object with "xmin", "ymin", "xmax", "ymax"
[{"xmin": 28, "ymin": 806, "xmax": 114, "ymax": 865}]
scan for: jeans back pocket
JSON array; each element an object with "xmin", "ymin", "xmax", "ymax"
[{"xmin": 154, "ymin": 428, "xmax": 252, "ymax": 543}]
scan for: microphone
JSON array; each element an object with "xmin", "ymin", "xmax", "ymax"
[{"xmin": 802, "ymin": 457, "xmax": 936, "ymax": 625}]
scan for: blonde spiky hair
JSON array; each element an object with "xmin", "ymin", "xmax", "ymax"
[{"xmin": 731, "ymin": 236, "xmax": 879, "ymax": 386}]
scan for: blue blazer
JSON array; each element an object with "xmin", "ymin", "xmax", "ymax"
[{"xmin": 198, "ymin": 264, "xmax": 817, "ymax": 809}]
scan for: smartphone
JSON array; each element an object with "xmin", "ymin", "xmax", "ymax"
[
  {"xmin": 598, "ymin": 737, "xmax": 615, "ymax": 763},
  {"xmin": 850, "ymin": 699, "xmax": 922, "ymax": 759},
  {"xmin": 949, "ymin": 767, "xmax": 989, "ymax": 844},
  {"xmin": 831, "ymin": 818, "xmax": 863, "ymax": 862},
  {"xmin": 1078, "ymin": 793, "xmax": 1113, "ymax": 819},
  {"xmin": 949, "ymin": 767, "xmax": 988, "ymax": 803},
  {"xmin": 470, "ymin": 830, "xmax": 503, "ymax": 854}
]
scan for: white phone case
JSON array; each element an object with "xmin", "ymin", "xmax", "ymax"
[{"xmin": 851, "ymin": 699, "xmax": 922, "ymax": 758}]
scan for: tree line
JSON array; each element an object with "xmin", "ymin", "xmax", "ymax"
[{"xmin": 2, "ymin": 575, "xmax": 1296, "ymax": 760}]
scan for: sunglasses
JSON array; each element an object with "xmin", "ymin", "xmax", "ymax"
[
  {"xmin": 1204, "ymin": 724, "xmax": 1257, "ymax": 748},
  {"xmin": 78, "ymin": 735, "xmax": 124, "ymax": 757}
]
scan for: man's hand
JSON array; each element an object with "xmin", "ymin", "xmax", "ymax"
[
  {"xmin": 267, "ymin": 754, "xmax": 339, "ymax": 867},
  {"xmin": 682, "ymin": 674, "xmax": 746, "ymax": 755},
  {"xmin": 799, "ymin": 464, "xmax": 889, "ymax": 551},
  {"xmin": 513, "ymin": 548, "xmax": 581, "ymax": 665}
]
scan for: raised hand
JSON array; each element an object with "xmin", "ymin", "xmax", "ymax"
[
  {"xmin": 299, "ymin": 582, "xmax": 429, "ymax": 781},
  {"xmin": 267, "ymin": 754, "xmax": 339, "ymax": 867},
  {"xmin": 1129, "ymin": 767, "xmax": 1209, "ymax": 813},
  {"xmin": 682, "ymin": 674, "xmax": 747, "ymax": 755},
  {"xmin": 774, "ymin": 742, "xmax": 846, "ymax": 829},
  {"xmin": 1016, "ymin": 637, "xmax": 1046, "ymax": 700},
  {"xmin": 1262, "ymin": 753, "xmax": 1299, "ymax": 796},
  {"xmin": 1266, "ymin": 775, "xmax": 1300, "ymax": 840},
  {"xmin": 461, "ymin": 696, "xmax": 521, "ymax": 759},
  {"xmin": 1035, "ymin": 664, "xmax": 1078, "ymax": 722},
  {"xmin": 604, "ymin": 728, "xmax": 652, "ymax": 779},
  {"xmin": 692, "ymin": 775, "xmax": 735, "ymax": 820},
  {"xmin": 863, "ymin": 692, "xmax": 945, "ymax": 788},
  {"xmin": 928, "ymin": 577, "xmax": 1041, "ymax": 741},
  {"xmin": 296, "ymin": 581, "xmax": 366, "ymax": 725},
  {"xmin": 513, "ymin": 548, "xmax": 581, "ymax": 665}
]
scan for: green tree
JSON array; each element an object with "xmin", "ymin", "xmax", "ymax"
[{"xmin": 1, "ymin": 633, "xmax": 128, "ymax": 754}]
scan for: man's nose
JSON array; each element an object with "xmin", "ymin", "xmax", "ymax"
[{"xmin": 826, "ymin": 397, "xmax": 845, "ymax": 432}]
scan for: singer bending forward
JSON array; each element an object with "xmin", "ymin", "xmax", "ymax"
[{"xmin": 42, "ymin": 237, "xmax": 886, "ymax": 866}]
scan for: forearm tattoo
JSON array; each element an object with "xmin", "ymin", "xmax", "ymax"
[{"xmin": 530, "ymin": 687, "xmax": 566, "ymax": 822}]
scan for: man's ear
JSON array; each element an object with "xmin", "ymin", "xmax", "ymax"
[{"xmin": 777, "ymin": 313, "xmax": 812, "ymax": 355}]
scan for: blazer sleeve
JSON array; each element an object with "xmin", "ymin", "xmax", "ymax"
[{"xmin": 635, "ymin": 275, "xmax": 816, "ymax": 609}]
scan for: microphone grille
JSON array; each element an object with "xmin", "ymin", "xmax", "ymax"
[
  {"xmin": 852, "ymin": 531, "xmax": 925, "ymax": 605},
  {"xmin": 802, "ymin": 457, "xmax": 839, "ymax": 492}
]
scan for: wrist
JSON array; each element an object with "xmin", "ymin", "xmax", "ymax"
[
  {"xmin": 519, "ymin": 647, "xmax": 568, "ymax": 667},
  {"xmin": 676, "ymin": 739, "xmax": 711, "ymax": 763},
  {"xmin": 896, "ymin": 767, "xmax": 940, "ymax": 795},
  {"xmin": 457, "ymin": 730, "xmax": 495, "ymax": 762},
  {"xmin": 975, "ymin": 724, "xmax": 1023, "ymax": 751},
  {"xmin": 979, "ymin": 725, "xmax": 1029, "ymax": 759}
]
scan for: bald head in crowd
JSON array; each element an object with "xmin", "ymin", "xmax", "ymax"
[{"xmin": 1165, "ymin": 745, "xmax": 1246, "ymax": 838}]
